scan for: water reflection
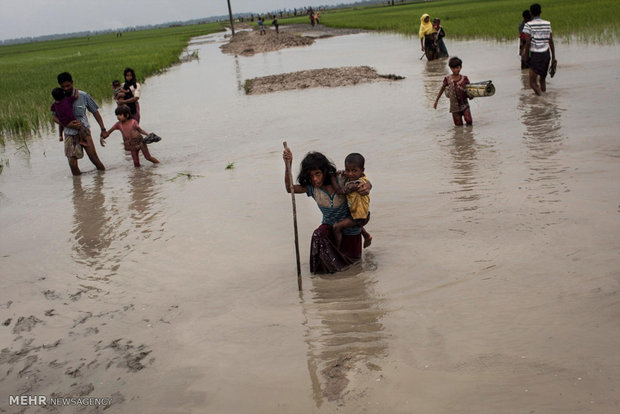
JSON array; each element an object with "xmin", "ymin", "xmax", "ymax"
[
  {"xmin": 71, "ymin": 169, "xmax": 163, "ymax": 281},
  {"xmin": 128, "ymin": 168, "xmax": 162, "ymax": 241},
  {"xmin": 233, "ymin": 56, "xmax": 243, "ymax": 91},
  {"xmin": 448, "ymin": 126, "xmax": 480, "ymax": 211},
  {"xmin": 422, "ymin": 59, "xmax": 449, "ymax": 106},
  {"xmin": 518, "ymin": 89, "xmax": 568, "ymax": 222},
  {"xmin": 303, "ymin": 267, "xmax": 387, "ymax": 407},
  {"xmin": 71, "ymin": 173, "xmax": 116, "ymax": 279}
]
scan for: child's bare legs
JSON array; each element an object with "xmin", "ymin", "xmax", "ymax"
[
  {"xmin": 333, "ymin": 217, "xmax": 356, "ymax": 248},
  {"xmin": 463, "ymin": 108, "xmax": 473, "ymax": 125},
  {"xmin": 452, "ymin": 112, "xmax": 463, "ymax": 126},
  {"xmin": 452, "ymin": 109, "xmax": 473, "ymax": 126},
  {"xmin": 361, "ymin": 227, "xmax": 372, "ymax": 248},
  {"xmin": 141, "ymin": 144, "xmax": 159, "ymax": 164},
  {"xmin": 130, "ymin": 150, "xmax": 141, "ymax": 167}
]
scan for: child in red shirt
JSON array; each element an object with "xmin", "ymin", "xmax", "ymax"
[
  {"xmin": 433, "ymin": 56, "xmax": 473, "ymax": 126},
  {"xmin": 100, "ymin": 105, "xmax": 159, "ymax": 167}
]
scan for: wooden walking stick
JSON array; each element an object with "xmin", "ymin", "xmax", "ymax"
[{"xmin": 283, "ymin": 141, "xmax": 302, "ymax": 291}]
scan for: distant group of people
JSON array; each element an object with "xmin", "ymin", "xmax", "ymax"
[
  {"xmin": 50, "ymin": 68, "xmax": 160, "ymax": 176},
  {"xmin": 425, "ymin": 3, "xmax": 556, "ymax": 127},
  {"xmin": 309, "ymin": 9, "xmax": 320, "ymax": 26},
  {"xmin": 257, "ymin": 15, "xmax": 279, "ymax": 34},
  {"xmin": 417, "ymin": 12, "xmax": 472, "ymax": 126}
]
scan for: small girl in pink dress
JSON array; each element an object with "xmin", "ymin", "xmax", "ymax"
[
  {"xmin": 100, "ymin": 104, "xmax": 159, "ymax": 167},
  {"xmin": 433, "ymin": 56, "xmax": 473, "ymax": 126}
]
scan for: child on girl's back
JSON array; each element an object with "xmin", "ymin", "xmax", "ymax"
[
  {"xmin": 433, "ymin": 56, "xmax": 473, "ymax": 126},
  {"xmin": 100, "ymin": 105, "xmax": 159, "ymax": 167},
  {"xmin": 332, "ymin": 153, "xmax": 372, "ymax": 249}
]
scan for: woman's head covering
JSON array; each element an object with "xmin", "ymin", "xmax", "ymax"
[{"xmin": 419, "ymin": 14, "xmax": 435, "ymax": 38}]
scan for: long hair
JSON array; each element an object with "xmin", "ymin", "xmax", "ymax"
[
  {"xmin": 297, "ymin": 152, "xmax": 336, "ymax": 187},
  {"xmin": 123, "ymin": 67, "xmax": 137, "ymax": 88}
]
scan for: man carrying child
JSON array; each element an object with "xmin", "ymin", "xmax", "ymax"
[{"xmin": 52, "ymin": 72, "xmax": 107, "ymax": 175}]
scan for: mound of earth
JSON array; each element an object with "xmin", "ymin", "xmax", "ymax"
[
  {"xmin": 220, "ymin": 30, "xmax": 314, "ymax": 56},
  {"xmin": 220, "ymin": 24, "xmax": 368, "ymax": 57},
  {"xmin": 244, "ymin": 66, "xmax": 405, "ymax": 95}
]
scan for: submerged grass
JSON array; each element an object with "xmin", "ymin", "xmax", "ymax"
[
  {"xmin": 0, "ymin": 23, "xmax": 224, "ymax": 136},
  {"xmin": 284, "ymin": 0, "xmax": 619, "ymax": 42}
]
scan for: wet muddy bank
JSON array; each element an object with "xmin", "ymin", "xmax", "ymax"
[
  {"xmin": 244, "ymin": 66, "xmax": 404, "ymax": 94},
  {"xmin": 220, "ymin": 24, "xmax": 367, "ymax": 56}
]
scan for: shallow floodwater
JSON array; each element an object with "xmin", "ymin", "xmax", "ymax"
[{"xmin": 1, "ymin": 31, "xmax": 619, "ymax": 413}]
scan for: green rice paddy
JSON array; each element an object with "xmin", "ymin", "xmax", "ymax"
[
  {"xmin": 0, "ymin": 23, "xmax": 223, "ymax": 136},
  {"xmin": 285, "ymin": 0, "xmax": 619, "ymax": 42}
]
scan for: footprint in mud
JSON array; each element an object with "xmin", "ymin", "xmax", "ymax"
[
  {"xmin": 43, "ymin": 290, "xmax": 60, "ymax": 300},
  {"xmin": 97, "ymin": 339, "xmax": 153, "ymax": 372},
  {"xmin": 12, "ymin": 316, "xmax": 43, "ymax": 334},
  {"xmin": 322, "ymin": 354, "xmax": 354, "ymax": 402}
]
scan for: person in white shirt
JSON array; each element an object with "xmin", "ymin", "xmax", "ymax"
[{"xmin": 522, "ymin": 3, "xmax": 557, "ymax": 95}]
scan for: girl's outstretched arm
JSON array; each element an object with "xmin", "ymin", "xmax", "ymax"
[
  {"xmin": 283, "ymin": 148, "xmax": 306, "ymax": 194},
  {"xmin": 100, "ymin": 124, "xmax": 119, "ymax": 146},
  {"xmin": 434, "ymin": 85, "xmax": 446, "ymax": 109},
  {"xmin": 136, "ymin": 125, "xmax": 149, "ymax": 136}
]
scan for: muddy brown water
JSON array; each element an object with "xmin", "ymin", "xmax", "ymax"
[{"xmin": 1, "ymin": 31, "xmax": 619, "ymax": 413}]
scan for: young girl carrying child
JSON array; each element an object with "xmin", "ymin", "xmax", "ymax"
[
  {"xmin": 433, "ymin": 56, "xmax": 473, "ymax": 126},
  {"xmin": 100, "ymin": 105, "xmax": 159, "ymax": 167}
]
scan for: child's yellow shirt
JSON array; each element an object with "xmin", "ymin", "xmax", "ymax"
[{"xmin": 346, "ymin": 175, "xmax": 370, "ymax": 220}]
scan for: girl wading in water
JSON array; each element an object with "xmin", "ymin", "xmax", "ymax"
[{"xmin": 283, "ymin": 148, "xmax": 371, "ymax": 273}]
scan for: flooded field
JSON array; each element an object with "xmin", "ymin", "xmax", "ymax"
[{"xmin": 1, "ymin": 30, "xmax": 619, "ymax": 413}]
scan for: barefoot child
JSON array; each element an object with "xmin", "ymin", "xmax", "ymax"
[
  {"xmin": 100, "ymin": 105, "xmax": 159, "ymax": 167},
  {"xmin": 433, "ymin": 56, "xmax": 473, "ymax": 126},
  {"xmin": 332, "ymin": 153, "xmax": 372, "ymax": 249}
]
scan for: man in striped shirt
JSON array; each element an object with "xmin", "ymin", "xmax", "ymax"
[
  {"xmin": 523, "ymin": 3, "xmax": 556, "ymax": 95},
  {"xmin": 54, "ymin": 72, "xmax": 108, "ymax": 175}
]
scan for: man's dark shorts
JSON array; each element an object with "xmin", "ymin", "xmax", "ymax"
[{"xmin": 529, "ymin": 50, "xmax": 550, "ymax": 78}]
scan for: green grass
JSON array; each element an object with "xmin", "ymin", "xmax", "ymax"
[
  {"xmin": 0, "ymin": 23, "xmax": 224, "ymax": 136},
  {"xmin": 282, "ymin": 0, "xmax": 619, "ymax": 42}
]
